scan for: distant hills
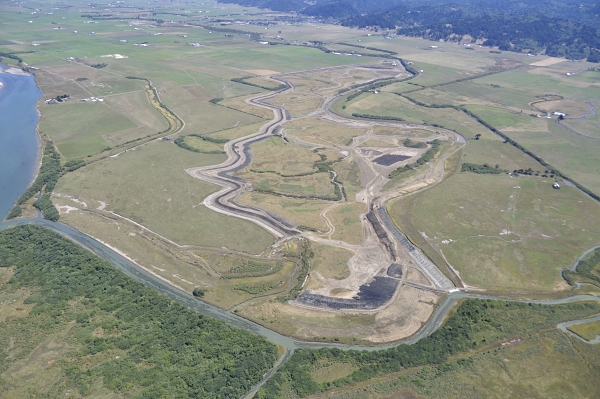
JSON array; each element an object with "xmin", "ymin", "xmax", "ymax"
[{"xmin": 218, "ymin": 0, "xmax": 600, "ymax": 62}]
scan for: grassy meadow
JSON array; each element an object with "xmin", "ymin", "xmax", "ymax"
[
  {"xmin": 400, "ymin": 173, "xmax": 600, "ymax": 292},
  {"xmin": 55, "ymin": 140, "xmax": 274, "ymax": 254}
]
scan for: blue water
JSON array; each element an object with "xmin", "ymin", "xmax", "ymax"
[{"xmin": 0, "ymin": 64, "xmax": 42, "ymax": 219}]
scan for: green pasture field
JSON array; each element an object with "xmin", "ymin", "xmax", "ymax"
[
  {"xmin": 343, "ymin": 92, "xmax": 492, "ymax": 139},
  {"xmin": 463, "ymin": 105, "xmax": 537, "ymax": 128},
  {"xmin": 408, "ymin": 61, "xmax": 483, "ymax": 87},
  {"xmin": 405, "ymin": 173, "xmax": 600, "ymax": 292},
  {"xmin": 327, "ymin": 202, "xmax": 366, "ymax": 245},
  {"xmin": 562, "ymin": 112, "xmax": 600, "ymax": 139},
  {"xmin": 55, "ymin": 140, "xmax": 274, "ymax": 254},
  {"xmin": 490, "ymin": 115, "xmax": 600, "ymax": 196},
  {"xmin": 183, "ymin": 135, "xmax": 224, "ymax": 153},
  {"xmin": 39, "ymin": 102, "xmax": 137, "ymax": 158},
  {"xmin": 408, "ymin": 88, "xmax": 530, "ymax": 119},
  {"xmin": 206, "ymin": 121, "xmax": 266, "ymax": 141},
  {"xmin": 441, "ymin": 67, "xmax": 599, "ymax": 110},
  {"xmin": 32, "ymin": 70, "xmax": 94, "ymax": 102},
  {"xmin": 567, "ymin": 320, "xmax": 600, "ymax": 341},
  {"xmin": 238, "ymin": 192, "xmax": 330, "ymax": 232},
  {"xmin": 104, "ymin": 89, "xmax": 170, "ymax": 134},
  {"xmin": 218, "ymin": 95, "xmax": 274, "ymax": 119},
  {"xmin": 380, "ymin": 81, "xmax": 420, "ymax": 93},
  {"xmin": 463, "ymin": 139, "xmax": 545, "ymax": 172}
]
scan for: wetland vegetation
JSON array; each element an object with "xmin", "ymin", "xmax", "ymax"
[{"xmin": 2, "ymin": 0, "xmax": 600, "ymax": 397}]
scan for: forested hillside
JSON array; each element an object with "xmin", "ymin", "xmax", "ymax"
[
  {"xmin": 218, "ymin": 0, "xmax": 600, "ymax": 62},
  {"xmin": 0, "ymin": 225, "xmax": 277, "ymax": 398}
]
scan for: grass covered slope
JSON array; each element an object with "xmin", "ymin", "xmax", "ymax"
[
  {"xmin": 0, "ymin": 225, "xmax": 277, "ymax": 398},
  {"xmin": 392, "ymin": 173, "xmax": 600, "ymax": 292}
]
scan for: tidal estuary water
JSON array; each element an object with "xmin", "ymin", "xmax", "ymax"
[{"xmin": 0, "ymin": 64, "xmax": 41, "ymax": 219}]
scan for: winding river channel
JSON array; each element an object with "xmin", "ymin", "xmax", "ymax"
[{"xmin": 1, "ymin": 63, "xmax": 599, "ymax": 398}]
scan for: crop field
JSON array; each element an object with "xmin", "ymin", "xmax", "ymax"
[
  {"xmin": 567, "ymin": 321, "xmax": 600, "ymax": 341},
  {"xmin": 54, "ymin": 140, "xmax": 274, "ymax": 254},
  {"xmin": 404, "ymin": 173, "xmax": 600, "ymax": 292}
]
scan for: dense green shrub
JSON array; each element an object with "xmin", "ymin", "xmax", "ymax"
[{"xmin": 0, "ymin": 225, "xmax": 277, "ymax": 398}]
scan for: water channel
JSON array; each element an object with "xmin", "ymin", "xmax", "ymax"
[
  {"xmin": 0, "ymin": 63, "xmax": 41, "ymax": 220},
  {"xmin": 0, "ymin": 63, "xmax": 598, "ymax": 398}
]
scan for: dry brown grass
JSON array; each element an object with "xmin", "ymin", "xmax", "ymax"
[
  {"xmin": 286, "ymin": 118, "xmax": 366, "ymax": 147},
  {"xmin": 327, "ymin": 202, "xmax": 366, "ymax": 245},
  {"xmin": 219, "ymin": 95, "xmax": 274, "ymax": 119},
  {"xmin": 265, "ymin": 92, "xmax": 323, "ymax": 117},
  {"xmin": 310, "ymin": 242, "xmax": 354, "ymax": 280},
  {"xmin": 237, "ymin": 191, "xmax": 330, "ymax": 232}
]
